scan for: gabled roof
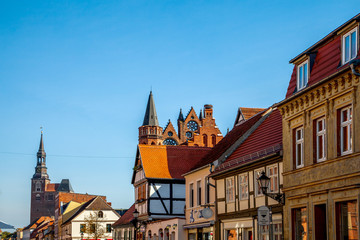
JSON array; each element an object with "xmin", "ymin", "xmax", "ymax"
[
  {"xmin": 234, "ymin": 107, "xmax": 265, "ymax": 126},
  {"xmin": 142, "ymin": 91, "xmax": 159, "ymax": 126},
  {"xmin": 212, "ymin": 109, "xmax": 282, "ymax": 175},
  {"xmin": 61, "ymin": 196, "xmax": 116, "ymax": 225},
  {"xmin": 188, "ymin": 110, "xmax": 265, "ymax": 173},
  {"xmin": 134, "ymin": 145, "xmax": 212, "ymax": 180},
  {"xmin": 112, "ymin": 204, "xmax": 135, "ymax": 227}
]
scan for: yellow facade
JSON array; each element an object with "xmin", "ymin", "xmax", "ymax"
[{"xmin": 278, "ymin": 67, "xmax": 360, "ymax": 239}]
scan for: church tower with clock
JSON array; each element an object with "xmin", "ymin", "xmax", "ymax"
[{"xmin": 139, "ymin": 92, "xmax": 223, "ymax": 147}]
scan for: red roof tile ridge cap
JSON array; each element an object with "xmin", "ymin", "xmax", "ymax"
[{"xmin": 213, "ymin": 144, "xmax": 283, "ymax": 175}]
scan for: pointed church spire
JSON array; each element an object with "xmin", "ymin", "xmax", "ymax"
[
  {"xmin": 142, "ymin": 91, "xmax": 159, "ymax": 126},
  {"xmin": 199, "ymin": 109, "xmax": 203, "ymax": 120},
  {"xmin": 37, "ymin": 130, "xmax": 46, "ymax": 161},
  {"xmin": 178, "ymin": 108, "xmax": 184, "ymax": 122}
]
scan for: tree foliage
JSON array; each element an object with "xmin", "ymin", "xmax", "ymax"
[{"xmin": 81, "ymin": 211, "xmax": 106, "ymax": 240}]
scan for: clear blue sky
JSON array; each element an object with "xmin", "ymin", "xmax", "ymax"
[{"xmin": 0, "ymin": 0, "xmax": 358, "ymax": 229}]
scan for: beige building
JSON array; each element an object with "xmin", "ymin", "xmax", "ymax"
[
  {"xmin": 183, "ymin": 164, "xmax": 216, "ymax": 240},
  {"xmin": 278, "ymin": 14, "xmax": 360, "ymax": 240},
  {"xmin": 211, "ymin": 108, "xmax": 283, "ymax": 240}
]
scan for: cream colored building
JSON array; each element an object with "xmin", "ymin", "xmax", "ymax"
[
  {"xmin": 278, "ymin": 14, "xmax": 360, "ymax": 240},
  {"xmin": 184, "ymin": 164, "xmax": 216, "ymax": 240}
]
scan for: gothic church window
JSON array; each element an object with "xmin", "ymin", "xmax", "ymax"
[
  {"xmin": 36, "ymin": 194, "xmax": 41, "ymax": 201},
  {"xmin": 163, "ymin": 138, "xmax": 177, "ymax": 145}
]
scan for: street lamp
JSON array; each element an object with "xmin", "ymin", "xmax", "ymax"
[
  {"xmin": 132, "ymin": 209, "xmax": 139, "ymax": 240},
  {"xmin": 257, "ymin": 171, "xmax": 285, "ymax": 205}
]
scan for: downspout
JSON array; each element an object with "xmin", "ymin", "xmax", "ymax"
[{"xmin": 349, "ymin": 59, "xmax": 360, "ymax": 76}]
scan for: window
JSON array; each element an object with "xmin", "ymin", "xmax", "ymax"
[
  {"xmin": 239, "ymin": 174, "xmax": 248, "ymax": 200},
  {"xmin": 35, "ymin": 194, "xmax": 41, "ymax": 201},
  {"xmin": 297, "ymin": 61, "xmax": 308, "ymax": 90},
  {"xmin": 137, "ymin": 184, "xmax": 146, "ymax": 201},
  {"xmin": 315, "ymin": 118, "xmax": 326, "ymax": 162},
  {"xmin": 205, "ymin": 178, "xmax": 210, "ymax": 204},
  {"xmin": 254, "ymin": 169, "xmax": 264, "ymax": 196},
  {"xmin": 124, "ymin": 230, "xmax": 128, "ymax": 240},
  {"xmin": 343, "ymin": 27, "xmax": 358, "ymax": 64},
  {"xmin": 260, "ymin": 223, "xmax": 282, "ymax": 240},
  {"xmin": 48, "ymin": 194, "xmax": 54, "ymax": 201},
  {"xmin": 292, "ymin": 207, "xmax": 307, "ymax": 240},
  {"xmin": 80, "ymin": 224, "xmax": 85, "ymax": 233},
  {"xmin": 203, "ymin": 134, "xmax": 208, "ymax": 147},
  {"xmin": 294, "ymin": 127, "xmax": 304, "ymax": 168},
  {"xmin": 197, "ymin": 180, "xmax": 202, "ymax": 206},
  {"xmin": 106, "ymin": 224, "xmax": 111, "ymax": 233},
  {"xmin": 336, "ymin": 200, "xmax": 358, "ymax": 240},
  {"xmin": 36, "ymin": 182, "xmax": 41, "ymax": 192},
  {"xmin": 211, "ymin": 134, "xmax": 216, "ymax": 147},
  {"xmin": 98, "ymin": 211, "xmax": 103, "ymax": 218},
  {"xmin": 340, "ymin": 106, "xmax": 353, "ymax": 155},
  {"xmin": 267, "ymin": 165, "xmax": 278, "ymax": 193},
  {"xmin": 189, "ymin": 183, "xmax": 194, "ymax": 208},
  {"xmin": 225, "ymin": 178, "xmax": 235, "ymax": 202}
]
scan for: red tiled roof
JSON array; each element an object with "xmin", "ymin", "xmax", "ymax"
[
  {"xmin": 285, "ymin": 14, "xmax": 360, "ymax": 99},
  {"xmin": 213, "ymin": 109, "xmax": 282, "ymax": 174},
  {"xmin": 188, "ymin": 111, "xmax": 265, "ymax": 173},
  {"xmin": 46, "ymin": 183, "xmax": 59, "ymax": 192},
  {"xmin": 113, "ymin": 204, "xmax": 135, "ymax": 227},
  {"xmin": 138, "ymin": 145, "xmax": 211, "ymax": 180}
]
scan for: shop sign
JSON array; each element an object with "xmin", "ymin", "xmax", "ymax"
[{"xmin": 257, "ymin": 206, "xmax": 270, "ymax": 226}]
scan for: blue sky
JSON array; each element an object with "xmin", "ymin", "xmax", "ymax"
[{"xmin": 0, "ymin": 0, "xmax": 359, "ymax": 228}]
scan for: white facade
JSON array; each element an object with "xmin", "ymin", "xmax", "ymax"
[{"xmin": 63, "ymin": 209, "xmax": 119, "ymax": 240}]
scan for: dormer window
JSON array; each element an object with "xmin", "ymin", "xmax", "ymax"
[
  {"xmin": 342, "ymin": 27, "xmax": 358, "ymax": 64},
  {"xmin": 297, "ymin": 60, "xmax": 309, "ymax": 90}
]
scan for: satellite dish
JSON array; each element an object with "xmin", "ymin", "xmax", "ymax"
[{"xmin": 202, "ymin": 207, "xmax": 214, "ymax": 219}]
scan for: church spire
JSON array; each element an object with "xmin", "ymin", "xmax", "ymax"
[
  {"xmin": 142, "ymin": 91, "xmax": 159, "ymax": 126},
  {"xmin": 33, "ymin": 130, "xmax": 48, "ymax": 179},
  {"xmin": 178, "ymin": 108, "xmax": 184, "ymax": 122}
]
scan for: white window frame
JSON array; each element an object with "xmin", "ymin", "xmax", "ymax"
[
  {"xmin": 342, "ymin": 27, "xmax": 358, "ymax": 64},
  {"xmin": 254, "ymin": 168, "xmax": 264, "ymax": 197},
  {"xmin": 316, "ymin": 117, "xmax": 326, "ymax": 162},
  {"xmin": 225, "ymin": 177, "xmax": 235, "ymax": 203},
  {"xmin": 295, "ymin": 127, "xmax": 304, "ymax": 168},
  {"xmin": 340, "ymin": 106, "xmax": 353, "ymax": 155},
  {"xmin": 267, "ymin": 164, "xmax": 279, "ymax": 193},
  {"xmin": 239, "ymin": 173, "xmax": 248, "ymax": 200},
  {"xmin": 297, "ymin": 60, "xmax": 309, "ymax": 91}
]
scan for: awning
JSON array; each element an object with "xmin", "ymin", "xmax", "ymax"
[{"xmin": 183, "ymin": 221, "xmax": 213, "ymax": 229}]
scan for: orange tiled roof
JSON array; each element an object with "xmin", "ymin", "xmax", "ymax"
[
  {"xmin": 45, "ymin": 183, "xmax": 59, "ymax": 192},
  {"xmin": 138, "ymin": 145, "xmax": 172, "ymax": 179},
  {"xmin": 138, "ymin": 145, "xmax": 211, "ymax": 180}
]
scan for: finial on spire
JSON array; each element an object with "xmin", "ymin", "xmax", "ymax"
[
  {"xmin": 40, "ymin": 126, "xmax": 43, "ymax": 134},
  {"xmin": 178, "ymin": 108, "xmax": 184, "ymax": 122}
]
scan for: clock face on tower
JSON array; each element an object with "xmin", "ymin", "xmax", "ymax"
[{"xmin": 187, "ymin": 121, "xmax": 198, "ymax": 131}]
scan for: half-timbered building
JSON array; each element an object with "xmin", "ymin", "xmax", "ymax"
[
  {"xmin": 131, "ymin": 144, "xmax": 211, "ymax": 239},
  {"xmin": 210, "ymin": 108, "xmax": 283, "ymax": 240}
]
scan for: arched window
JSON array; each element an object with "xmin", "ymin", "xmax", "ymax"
[
  {"xmin": 148, "ymin": 230, "xmax": 152, "ymax": 240},
  {"xmin": 98, "ymin": 211, "xmax": 103, "ymax": 218},
  {"xmin": 211, "ymin": 134, "xmax": 216, "ymax": 147},
  {"xmin": 36, "ymin": 194, "xmax": 41, "ymax": 201},
  {"xmin": 203, "ymin": 134, "xmax": 208, "ymax": 147},
  {"xmin": 151, "ymin": 142, "xmax": 156, "ymax": 145}
]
